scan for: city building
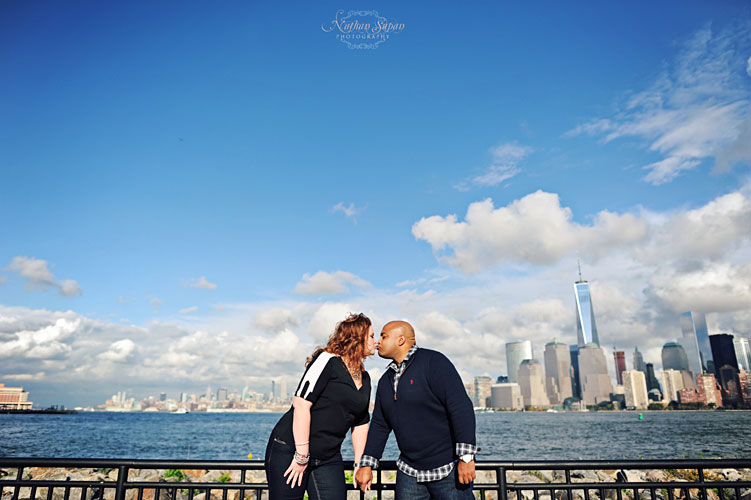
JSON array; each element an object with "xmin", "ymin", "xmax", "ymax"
[
  {"xmin": 473, "ymin": 375, "xmax": 493, "ymax": 408},
  {"xmin": 622, "ymin": 370, "xmax": 648, "ymax": 409},
  {"xmin": 506, "ymin": 340, "xmax": 533, "ymax": 383},
  {"xmin": 662, "ymin": 342, "xmax": 690, "ymax": 372},
  {"xmin": 696, "ymin": 373, "xmax": 723, "ymax": 407},
  {"xmin": 569, "ymin": 345, "xmax": 581, "ymax": 400},
  {"xmin": 517, "ymin": 359, "xmax": 550, "ymax": 408},
  {"xmin": 578, "ymin": 343, "xmax": 613, "ymax": 405},
  {"xmin": 661, "ymin": 369, "xmax": 686, "ymax": 403},
  {"xmin": 574, "ymin": 273, "xmax": 600, "ymax": 347},
  {"xmin": 733, "ymin": 337, "xmax": 751, "ymax": 372},
  {"xmin": 613, "ymin": 350, "xmax": 626, "ymax": 385},
  {"xmin": 709, "ymin": 333, "xmax": 740, "ymax": 405},
  {"xmin": 490, "ymin": 383, "xmax": 523, "ymax": 410},
  {"xmin": 216, "ymin": 388, "xmax": 228, "ymax": 401},
  {"xmin": 544, "ymin": 339, "xmax": 572, "ymax": 405},
  {"xmin": 680, "ymin": 311, "xmax": 713, "ymax": 375},
  {"xmin": 645, "ymin": 363, "xmax": 662, "ymax": 395},
  {"xmin": 738, "ymin": 370, "xmax": 751, "ymax": 405},
  {"xmin": 0, "ymin": 383, "xmax": 33, "ymax": 410},
  {"xmin": 633, "ymin": 347, "xmax": 646, "ymax": 373}
]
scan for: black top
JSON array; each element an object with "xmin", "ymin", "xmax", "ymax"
[{"xmin": 271, "ymin": 352, "xmax": 371, "ymax": 460}]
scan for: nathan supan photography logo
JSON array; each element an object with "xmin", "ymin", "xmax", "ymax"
[{"xmin": 321, "ymin": 10, "xmax": 404, "ymax": 49}]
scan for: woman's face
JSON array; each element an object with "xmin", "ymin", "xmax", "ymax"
[{"xmin": 364, "ymin": 325, "xmax": 376, "ymax": 356}]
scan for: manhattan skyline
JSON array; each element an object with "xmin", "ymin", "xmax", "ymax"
[{"xmin": 1, "ymin": 1, "xmax": 750, "ymax": 407}]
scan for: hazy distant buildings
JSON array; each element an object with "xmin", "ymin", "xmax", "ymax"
[
  {"xmin": 613, "ymin": 351, "xmax": 626, "ymax": 385},
  {"xmin": 506, "ymin": 340, "xmax": 533, "ymax": 383},
  {"xmin": 680, "ymin": 311, "xmax": 713, "ymax": 374},
  {"xmin": 517, "ymin": 359, "xmax": 550, "ymax": 408},
  {"xmin": 574, "ymin": 278, "xmax": 600, "ymax": 347},
  {"xmin": 473, "ymin": 375, "xmax": 493, "ymax": 407},
  {"xmin": 622, "ymin": 370, "xmax": 648, "ymax": 409},
  {"xmin": 491, "ymin": 383, "xmax": 523, "ymax": 410},
  {"xmin": 662, "ymin": 342, "xmax": 690, "ymax": 372},
  {"xmin": 578, "ymin": 343, "xmax": 613, "ymax": 405},
  {"xmin": 710, "ymin": 334, "xmax": 740, "ymax": 405},
  {"xmin": 734, "ymin": 337, "xmax": 751, "ymax": 372},
  {"xmin": 544, "ymin": 339, "xmax": 572, "ymax": 405},
  {"xmin": 633, "ymin": 347, "xmax": 646, "ymax": 373}
]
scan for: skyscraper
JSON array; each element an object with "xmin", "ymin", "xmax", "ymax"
[
  {"xmin": 578, "ymin": 343, "xmax": 613, "ymax": 405},
  {"xmin": 709, "ymin": 333, "xmax": 740, "ymax": 405},
  {"xmin": 661, "ymin": 369, "xmax": 686, "ymax": 403},
  {"xmin": 569, "ymin": 345, "xmax": 581, "ymax": 400},
  {"xmin": 633, "ymin": 347, "xmax": 646, "ymax": 373},
  {"xmin": 680, "ymin": 311, "xmax": 713, "ymax": 374},
  {"xmin": 645, "ymin": 363, "xmax": 661, "ymax": 395},
  {"xmin": 473, "ymin": 375, "xmax": 493, "ymax": 407},
  {"xmin": 517, "ymin": 359, "xmax": 550, "ymax": 408},
  {"xmin": 506, "ymin": 340, "xmax": 533, "ymax": 383},
  {"xmin": 544, "ymin": 339, "xmax": 573, "ymax": 405},
  {"xmin": 733, "ymin": 337, "xmax": 751, "ymax": 372},
  {"xmin": 661, "ymin": 342, "xmax": 690, "ymax": 372},
  {"xmin": 490, "ymin": 383, "xmax": 523, "ymax": 410},
  {"xmin": 613, "ymin": 350, "xmax": 626, "ymax": 385},
  {"xmin": 622, "ymin": 370, "xmax": 648, "ymax": 409},
  {"xmin": 574, "ymin": 275, "xmax": 600, "ymax": 347}
]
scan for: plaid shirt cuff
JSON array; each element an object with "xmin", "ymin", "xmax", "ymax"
[
  {"xmin": 456, "ymin": 443, "xmax": 479, "ymax": 457},
  {"xmin": 359, "ymin": 455, "xmax": 379, "ymax": 469}
]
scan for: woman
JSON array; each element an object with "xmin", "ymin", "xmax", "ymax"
[{"xmin": 264, "ymin": 312, "xmax": 376, "ymax": 500}]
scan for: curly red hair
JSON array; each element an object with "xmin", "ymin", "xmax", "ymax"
[{"xmin": 307, "ymin": 313, "xmax": 372, "ymax": 372}]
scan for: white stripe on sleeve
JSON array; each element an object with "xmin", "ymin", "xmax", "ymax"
[{"xmin": 295, "ymin": 352, "xmax": 336, "ymax": 399}]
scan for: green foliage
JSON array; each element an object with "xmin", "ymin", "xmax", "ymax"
[
  {"xmin": 164, "ymin": 469, "xmax": 188, "ymax": 481},
  {"xmin": 98, "ymin": 468, "xmax": 115, "ymax": 475},
  {"xmin": 217, "ymin": 473, "xmax": 232, "ymax": 483},
  {"xmin": 344, "ymin": 471, "xmax": 353, "ymax": 482},
  {"xmin": 647, "ymin": 403, "xmax": 665, "ymax": 410}
]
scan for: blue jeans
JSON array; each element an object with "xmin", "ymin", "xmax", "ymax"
[
  {"xmin": 395, "ymin": 467, "xmax": 474, "ymax": 500},
  {"xmin": 264, "ymin": 434, "xmax": 346, "ymax": 500}
]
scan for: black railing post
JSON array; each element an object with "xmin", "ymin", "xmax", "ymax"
[
  {"xmin": 115, "ymin": 466, "xmax": 127, "ymax": 500},
  {"xmin": 498, "ymin": 466, "xmax": 507, "ymax": 500}
]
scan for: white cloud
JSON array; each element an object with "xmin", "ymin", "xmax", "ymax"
[
  {"xmin": 185, "ymin": 276, "xmax": 217, "ymax": 290},
  {"xmin": 0, "ymin": 276, "xmax": 6, "ymax": 284},
  {"xmin": 98, "ymin": 339, "xmax": 136, "ymax": 363},
  {"xmin": 179, "ymin": 306, "xmax": 199, "ymax": 314},
  {"xmin": 253, "ymin": 307, "xmax": 299, "ymax": 332},
  {"xmin": 746, "ymin": 55, "xmax": 751, "ymax": 77},
  {"xmin": 6, "ymin": 256, "xmax": 82, "ymax": 296},
  {"xmin": 331, "ymin": 202, "xmax": 362, "ymax": 223},
  {"xmin": 294, "ymin": 270, "xmax": 371, "ymax": 295},
  {"xmin": 412, "ymin": 190, "xmax": 648, "ymax": 272},
  {"xmin": 2, "ymin": 372, "xmax": 46, "ymax": 381},
  {"xmin": 456, "ymin": 142, "xmax": 531, "ymax": 190},
  {"xmin": 567, "ymin": 25, "xmax": 751, "ymax": 184}
]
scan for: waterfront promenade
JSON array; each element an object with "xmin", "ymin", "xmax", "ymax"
[{"xmin": 1, "ymin": 457, "xmax": 750, "ymax": 500}]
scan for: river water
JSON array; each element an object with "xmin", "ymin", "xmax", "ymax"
[{"xmin": 0, "ymin": 411, "xmax": 748, "ymax": 460}]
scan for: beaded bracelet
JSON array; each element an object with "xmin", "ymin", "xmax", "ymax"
[
  {"xmin": 295, "ymin": 441, "xmax": 310, "ymax": 447},
  {"xmin": 294, "ymin": 450, "xmax": 310, "ymax": 465}
]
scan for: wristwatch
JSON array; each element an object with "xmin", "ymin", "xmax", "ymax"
[{"xmin": 459, "ymin": 454, "xmax": 474, "ymax": 463}]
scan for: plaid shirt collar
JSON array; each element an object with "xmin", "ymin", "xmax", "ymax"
[{"xmin": 388, "ymin": 343, "xmax": 418, "ymax": 372}]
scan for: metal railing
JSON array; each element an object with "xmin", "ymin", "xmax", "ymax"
[{"xmin": 1, "ymin": 458, "xmax": 749, "ymax": 500}]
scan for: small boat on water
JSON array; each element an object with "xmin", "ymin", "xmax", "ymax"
[{"xmin": 173, "ymin": 408, "xmax": 189, "ymax": 414}]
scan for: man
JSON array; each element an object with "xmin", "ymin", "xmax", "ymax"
[{"xmin": 354, "ymin": 320, "xmax": 477, "ymax": 499}]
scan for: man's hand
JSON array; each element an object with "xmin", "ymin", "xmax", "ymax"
[
  {"xmin": 457, "ymin": 460, "xmax": 476, "ymax": 485},
  {"xmin": 355, "ymin": 466, "xmax": 373, "ymax": 492}
]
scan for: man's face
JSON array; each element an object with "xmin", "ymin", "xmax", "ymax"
[{"xmin": 377, "ymin": 327, "xmax": 401, "ymax": 360}]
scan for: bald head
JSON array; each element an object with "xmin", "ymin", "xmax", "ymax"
[
  {"xmin": 378, "ymin": 320, "xmax": 416, "ymax": 363},
  {"xmin": 383, "ymin": 320, "xmax": 415, "ymax": 340}
]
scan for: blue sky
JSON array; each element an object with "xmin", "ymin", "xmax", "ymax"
[{"xmin": 1, "ymin": 0, "xmax": 750, "ymax": 407}]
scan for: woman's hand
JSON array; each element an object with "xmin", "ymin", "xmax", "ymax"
[{"xmin": 283, "ymin": 458, "xmax": 307, "ymax": 487}]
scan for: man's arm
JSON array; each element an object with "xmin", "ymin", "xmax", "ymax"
[{"xmin": 430, "ymin": 353, "xmax": 477, "ymax": 484}]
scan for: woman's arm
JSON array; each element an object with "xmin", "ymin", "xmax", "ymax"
[
  {"xmin": 284, "ymin": 396, "xmax": 313, "ymax": 487},
  {"xmin": 350, "ymin": 422, "xmax": 369, "ymax": 487}
]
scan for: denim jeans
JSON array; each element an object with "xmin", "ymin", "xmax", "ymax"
[
  {"xmin": 264, "ymin": 434, "xmax": 346, "ymax": 500},
  {"xmin": 395, "ymin": 466, "xmax": 474, "ymax": 500}
]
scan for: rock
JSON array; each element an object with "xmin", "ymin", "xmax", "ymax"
[
  {"xmin": 719, "ymin": 469, "xmax": 742, "ymax": 481},
  {"xmin": 646, "ymin": 470, "xmax": 668, "ymax": 482},
  {"xmin": 571, "ymin": 471, "xmax": 600, "ymax": 482}
]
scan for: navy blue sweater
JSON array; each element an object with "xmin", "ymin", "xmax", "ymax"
[{"xmin": 363, "ymin": 348, "xmax": 476, "ymax": 470}]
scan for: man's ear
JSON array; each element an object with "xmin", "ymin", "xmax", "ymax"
[{"xmin": 397, "ymin": 335, "xmax": 406, "ymax": 346}]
